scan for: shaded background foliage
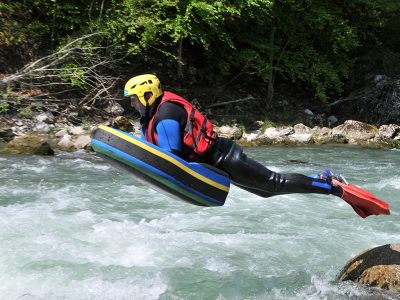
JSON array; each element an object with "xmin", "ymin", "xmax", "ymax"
[{"xmin": 0, "ymin": 0, "xmax": 400, "ymax": 120}]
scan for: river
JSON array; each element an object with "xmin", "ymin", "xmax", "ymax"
[{"xmin": 0, "ymin": 146, "xmax": 399, "ymax": 299}]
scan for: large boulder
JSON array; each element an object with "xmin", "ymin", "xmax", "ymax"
[
  {"xmin": 1, "ymin": 134, "xmax": 54, "ymax": 155},
  {"xmin": 338, "ymin": 244, "xmax": 400, "ymax": 293},
  {"xmin": 332, "ymin": 120, "xmax": 378, "ymax": 144}
]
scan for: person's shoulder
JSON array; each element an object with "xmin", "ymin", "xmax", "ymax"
[
  {"xmin": 159, "ymin": 101, "xmax": 181, "ymax": 111},
  {"xmin": 157, "ymin": 101, "xmax": 187, "ymax": 120}
]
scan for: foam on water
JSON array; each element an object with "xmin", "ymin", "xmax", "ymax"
[
  {"xmin": 0, "ymin": 148, "xmax": 399, "ymax": 299},
  {"xmin": 374, "ymin": 175, "xmax": 400, "ymax": 190}
]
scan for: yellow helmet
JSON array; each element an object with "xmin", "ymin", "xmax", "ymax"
[{"xmin": 124, "ymin": 74, "xmax": 162, "ymax": 106}]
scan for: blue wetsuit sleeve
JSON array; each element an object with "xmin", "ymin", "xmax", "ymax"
[
  {"xmin": 140, "ymin": 127, "xmax": 145, "ymax": 139},
  {"xmin": 156, "ymin": 119, "xmax": 182, "ymax": 152}
]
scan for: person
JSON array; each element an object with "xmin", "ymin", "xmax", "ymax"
[{"xmin": 123, "ymin": 74, "xmax": 344, "ymax": 200}]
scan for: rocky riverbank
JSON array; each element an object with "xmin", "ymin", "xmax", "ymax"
[
  {"xmin": 228, "ymin": 120, "xmax": 400, "ymax": 148},
  {"xmin": 0, "ymin": 113, "xmax": 399, "ymax": 155}
]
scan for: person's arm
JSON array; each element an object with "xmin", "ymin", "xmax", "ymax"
[
  {"xmin": 156, "ymin": 119, "xmax": 182, "ymax": 154},
  {"xmin": 154, "ymin": 102, "xmax": 187, "ymax": 155}
]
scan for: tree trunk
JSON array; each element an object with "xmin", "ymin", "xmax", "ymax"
[
  {"xmin": 50, "ymin": 2, "xmax": 57, "ymax": 48},
  {"xmin": 99, "ymin": 0, "xmax": 105, "ymax": 19},
  {"xmin": 88, "ymin": 0, "xmax": 95, "ymax": 20},
  {"xmin": 267, "ymin": 25, "xmax": 277, "ymax": 106},
  {"xmin": 177, "ymin": 38, "xmax": 184, "ymax": 81}
]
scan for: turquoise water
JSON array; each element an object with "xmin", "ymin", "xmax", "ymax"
[{"xmin": 0, "ymin": 146, "xmax": 399, "ymax": 299}]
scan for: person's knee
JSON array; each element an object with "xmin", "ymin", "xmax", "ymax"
[
  {"xmin": 223, "ymin": 142, "xmax": 243, "ymax": 165},
  {"xmin": 209, "ymin": 137, "xmax": 237, "ymax": 166}
]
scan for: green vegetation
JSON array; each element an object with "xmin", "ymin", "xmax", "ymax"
[
  {"xmin": 17, "ymin": 106, "xmax": 34, "ymax": 118},
  {"xmin": 0, "ymin": 100, "xmax": 10, "ymax": 114},
  {"xmin": 1, "ymin": 0, "xmax": 399, "ymax": 107}
]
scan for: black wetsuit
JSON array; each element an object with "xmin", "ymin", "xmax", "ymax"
[{"xmin": 146, "ymin": 101, "xmax": 342, "ymax": 197}]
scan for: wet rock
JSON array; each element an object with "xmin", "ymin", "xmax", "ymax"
[
  {"xmin": 1, "ymin": 134, "xmax": 54, "ymax": 155},
  {"xmin": 332, "ymin": 120, "xmax": 378, "ymax": 144},
  {"xmin": 112, "ymin": 116, "xmax": 133, "ymax": 132},
  {"xmin": 216, "ymin": 125, "xmax": 243, "ymax": 140},
  {"xmin": 338, "ymin": 243, "xmax": 400, "ymax": 293}
]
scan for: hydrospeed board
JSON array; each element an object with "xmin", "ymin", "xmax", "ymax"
[{"xmin": 91, "ymin": 125, "xmax": 230, "ymax": 206}]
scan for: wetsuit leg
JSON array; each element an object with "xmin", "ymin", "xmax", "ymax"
[{"xmin": 210, "ymin": 138, "xmax": 336, "ymax": 198}]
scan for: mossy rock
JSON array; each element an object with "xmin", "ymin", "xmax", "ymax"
[
  {"xmin": 1, "ymin": 134, "xmax": 54, "ymax": 155},
  {"xmin": 112, "ymin": 116, "xmax": 133, "ymax": 132},
  {"xmin": 338, "ymin": 244, "xmax": 400, "ymax": 293}
]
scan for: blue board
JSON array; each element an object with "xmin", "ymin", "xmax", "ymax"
[{"xmin": 91, "ymin": 125, "xmax": 230, "ymax": 206}]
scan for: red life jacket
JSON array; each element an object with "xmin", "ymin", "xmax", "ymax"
[{"xmin": 145, "ymin": 91, "xmax": 216, "ymax": 158}]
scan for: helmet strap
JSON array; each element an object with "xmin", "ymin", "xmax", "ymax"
[
  {"xmin": 146, "ymin": 101, "xmax": 150, "ymax": 118},
  {"xmin": 139, "ymin": 102, "xmax": 150, "ymax": 128},
  {"xmin": 140, "ymin": 97, "xmax": 161, "ymax": 128}
]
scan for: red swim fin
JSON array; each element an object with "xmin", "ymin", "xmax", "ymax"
[{"xmin": 331, "ymin": 179, "xmax": 390, "ymax": 218}]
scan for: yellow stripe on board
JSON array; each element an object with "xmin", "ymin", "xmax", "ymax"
[{"xmin": 98, "ymin": 125, "xmax": 229, "ymax": 192}]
